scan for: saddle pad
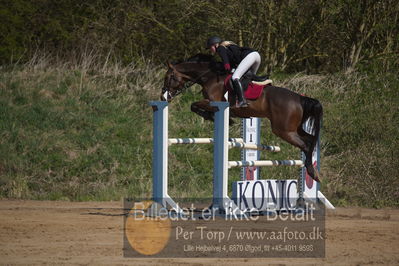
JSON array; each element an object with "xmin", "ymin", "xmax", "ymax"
[{"xmin": 224, "ymin": 74, "xmax": 265, "ymax": 100}]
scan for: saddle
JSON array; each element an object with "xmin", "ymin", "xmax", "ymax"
[{"xmin": 224, "ymin": 72, "xmax": 272, "ymax": 100}]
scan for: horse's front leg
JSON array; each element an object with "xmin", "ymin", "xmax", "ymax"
[
  {"xmin": 191, "ymin": 99, "xmax": 217, "ymax": 121},
  {"xmin": 191, "ymin": 99, "xmax": 236, "ymax": 125}
]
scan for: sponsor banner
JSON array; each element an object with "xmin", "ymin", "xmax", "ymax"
[{"xmin": 232, "ymin": 180, "xmax": 298, "ymax": 211}]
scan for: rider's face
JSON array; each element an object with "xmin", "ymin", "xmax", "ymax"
[{"xmin": 210, "ymin": 44, "xmax": 218, "ymax": 54}]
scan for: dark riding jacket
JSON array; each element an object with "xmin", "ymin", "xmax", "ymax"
[{"xmin": 216, "ymin": 44, "xmax": 255, "ymax": 71}]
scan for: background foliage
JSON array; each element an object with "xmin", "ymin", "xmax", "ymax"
[{"xmin": 1, "ymin": 0, "xmax": 398, "ymax": 72}]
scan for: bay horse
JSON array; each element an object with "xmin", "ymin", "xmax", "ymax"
[{"xmin": 160, "ymin": 54, "xmax": 323, "ymax": 182}]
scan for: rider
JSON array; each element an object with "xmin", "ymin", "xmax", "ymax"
[{"xmin": 206, "ymin": 36, "xmax": 261, "ymax": 108}]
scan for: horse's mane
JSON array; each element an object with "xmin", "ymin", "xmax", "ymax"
[
  {"xmin": 186, "ymin": 53, "xmax": 215, "ymax": 63},
  {"xmin": 174, "ymin": 53, "xmax": 225, "ymax": 73},
  {"xmin": 172, "ymin": 53, "xmax": 214, "ymax": 64}
]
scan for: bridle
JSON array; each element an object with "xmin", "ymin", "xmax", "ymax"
[{"xmin": 162, "ymin": 68, "xmax": 212, "ymax": 100}]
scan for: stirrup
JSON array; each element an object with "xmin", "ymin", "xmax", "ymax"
[{"xmin": 237, "ymin": 100, "xmax": 249, "ymax": 108}]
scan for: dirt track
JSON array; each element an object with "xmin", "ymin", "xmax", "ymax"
[{"xmin": 0, "ymin": 200, "xmax": 398, "ymax": 265}]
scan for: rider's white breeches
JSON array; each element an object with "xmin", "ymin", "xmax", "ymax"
[{"xmin": 232, "ymin": 51, "xmax": 261, "ymax": 80}]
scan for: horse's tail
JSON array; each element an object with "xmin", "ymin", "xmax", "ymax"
[{"xmin": 300, "ymin": 96, "xmax": 323, "ymax": 142}]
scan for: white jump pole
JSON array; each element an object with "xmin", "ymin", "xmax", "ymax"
[
  {"xmin": 210, "ymin": 102, "xmax": 237, "ymax": 214},
  {"xmin": 169, "ymin": 138, "xmax": 280, "ymax": 152},
  {"xmin": 149, "ymin": 101, "xmax": 182, "ymax": 213},
  {"xmin": 168, "ymin": 138, "xmax": 244, "ymax": 145},
  {"xmin": 232, "ymin": 142, "xmax": 280, "ymax": 152},
  {"xmin": 229, "ymin": 160, "xmax": 303, "ymax": 168}
]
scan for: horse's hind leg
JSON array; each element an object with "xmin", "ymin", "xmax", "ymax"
[
  {"xmin": 297, "ymin": 127, "xmax": 320, "ymax": 181},
  {"xmin": 272, "ymin": 128, "xmax": 320, "ymax": 182}
]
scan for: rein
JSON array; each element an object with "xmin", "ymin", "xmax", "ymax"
[{"xmin": 172, "ymin": 69, "xmax": 212, "ymax": 97}]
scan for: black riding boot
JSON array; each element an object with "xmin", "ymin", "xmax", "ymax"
[{"xmin": 232, "ymin": 79, "xmax": 248, "ymax": 107}]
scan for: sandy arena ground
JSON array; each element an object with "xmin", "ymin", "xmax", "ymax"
[{"xmin": 0, "ymin": 200, "xmax": 398, "ymax": 265}]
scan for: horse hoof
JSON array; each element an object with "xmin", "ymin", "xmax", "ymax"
[
  {"xmin": 306, "ymin": 167, "xmax": 320, "ymax": 182},
  {"xmin": 313, "ymin": 169, "xmax": 321, "ymax": 182}
]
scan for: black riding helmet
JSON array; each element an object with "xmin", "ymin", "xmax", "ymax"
[{"xmin": 206, "ymin": 36, "xmax": 222, "ymax": 48}]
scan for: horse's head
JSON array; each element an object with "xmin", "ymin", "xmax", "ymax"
[{"xmin": 160, "ymin": 63, "xmax": 192, "ymax": 101}]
